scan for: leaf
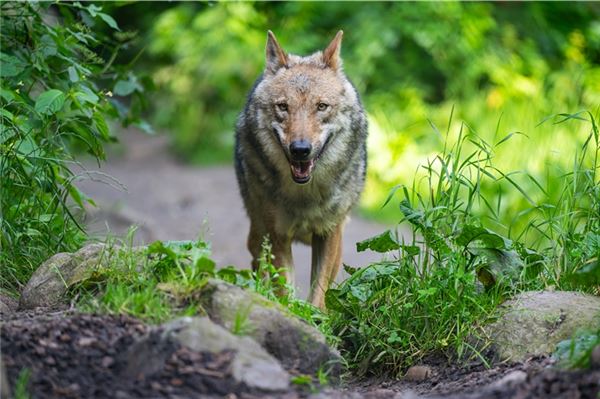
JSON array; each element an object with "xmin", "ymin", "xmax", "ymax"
[
  {"xmin": 113, "ymin": 75, "xmax": 142, "ymax": 96},
  {"xmin": 92, "ymin": 112, "xmax": 111, "ymax": 140},
  {"xmin": 75, "ymin": 86, "xmax": 99, "ymax": 105},
  {"xmin": 350, "ymin": 285, "xmax": 370, "ymax": 302},
  {"xmin": 455, "ymin": 225, "xmax": 512, "ymax": 250},
  {"xmin": 400, "ymin": 245, "xmax": 420, "ymax": 256},
  {"xmin": 34, "ymin": 89, "xmax": 66, "ymax": 115},
  {"xmin": 357, "ymin": 230, "xmax": 400, "ymax": 253},
  {"xmin": 324, "ymin": 288, "xmax": 346, "ymax": 312},
  {"xmin": 86, "ymin": 4, "xmax": 102, "ymax": 17},
  {"xmin": 343, "ymin": 263, "xmax": 359, "ymax": 275},
  {"xmin": 98, "ymin": 13, "xmax": 120, "ymax": 31},
  {"xmin": 39, "ymin": 34, "xmax": 57, "ymax": 57},
  {"xmin": 0, "ymin": 88, "xmax": 15, "ymax": 102},
  {"xmin": 0, "ymin": 53, "xmax": 27, "ymax": 78},
  {"xmin": 68, "ymin": 66, "xmax": 79, "ymax": 82}
]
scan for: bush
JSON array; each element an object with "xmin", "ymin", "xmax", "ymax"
[
  {"xmin": 326, "ymin": 111, "xmax": 600, "ymax": 375},
  {"xmin": 0, "ymin": 2, "xmax": 146, "ymax": 292}
]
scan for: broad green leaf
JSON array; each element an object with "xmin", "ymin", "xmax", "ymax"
[
  {"xmin": 98, "ymin": 12, "xmax": 120, "ymax": 31},
  {"xmin": 39, "ymin": 34, "xmax": 57, "ymax": 57},
  {"xmin": 86, "ymin": 4, "xmax": 102, "ymax": 17},
  {"xmin": 34, "ymin": 89, "xmax": 65, "ymax": 115},
  {"xmin": 68, "ymin": 66, "xmax": 79, "ymax": 82},
  {"xmin": 0, "ymin": 53, "xmax": 27, "ymax": 77},
  {"xmin": 357, "ymin": 230, "xmax": 400, "ymax": 253},
  {"xmin": 0, "ymin": 88, "xmax": 15, "ymax": 102},
  {"xmin": 455, "ymin": 225, "xmax": 512, "ymax": 250},
  {"xmin": 75, "ymin": 86, "xmax": 99, "ymax": 104},
  {"xmin": 114, "ymin": 75, "xmax": 142, "ymax": 96}
]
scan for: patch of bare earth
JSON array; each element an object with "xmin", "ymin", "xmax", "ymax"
[{"xmin": 3, "ymin": 311, "xmax": 598, "ymax": 399}]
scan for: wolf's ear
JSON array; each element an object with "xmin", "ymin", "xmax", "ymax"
[
  {"xmin": 266, "ymin": 31, "xmax": 288, "ymax": 73},
  {"xmin": 323, "ymin": 30, "xmax": 343, "ymax": 70}
]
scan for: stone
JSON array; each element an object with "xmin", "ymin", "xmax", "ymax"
[
  {"xmin": 490, "ymin": 370, "xmax": 527, "ymax": 388},
  {"xmin": 404, "ymin": 365, "xmax": 433, "ymax": 381},
  {"xmin": 484, "ymin": 291, "xmax": 600, "ymax": 362},
  {"xmin": 19, "ymin": 243, "xmax": 107, "ymax": 309},
  {"xmin": 124, "ymin": 316, "xmax": 290, "ymax": 392},
  {"xmin": 0, "ymin": 293, "xmax": 18, "ymax": 315},
  {"xmin": 198, "ymin": 279, "xmax": 342, "ymax": 377}
]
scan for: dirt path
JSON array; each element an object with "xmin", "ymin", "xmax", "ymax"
[
  {"xmin": 76, "ymin": 129, "xmax": 393, "ymax": 298},
  {"xmin": 3, "ymin": 311, "xmax": 598, "ymax": 399}
]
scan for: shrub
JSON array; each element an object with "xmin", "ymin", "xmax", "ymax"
[{"xmin": 0, "ymin": 2, "xmax": 146, "ymax": 292}]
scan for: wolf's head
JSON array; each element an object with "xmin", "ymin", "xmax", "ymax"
[{"xmin": 252, "ymin": 31, "xmax": 361, "ymax": 185}]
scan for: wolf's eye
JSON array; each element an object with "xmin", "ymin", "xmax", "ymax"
[
  {"xmin": 317, "ymin": 103, "xmax": 329, "ymax": 111},
  {"xmin": 276, "ymin": 103, "xmax": 288, "ymax": 112}
]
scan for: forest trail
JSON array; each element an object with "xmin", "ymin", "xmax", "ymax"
[{"xmin": 77, "ymin": 129, "xmax": 393, "ymax": 298}]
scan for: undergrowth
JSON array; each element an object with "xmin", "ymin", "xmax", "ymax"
[
  {"xmin": 74, "ymin": 230, "xmax": 329, "ymax": 334},
  {"xmin": 326, "ymin": 109, "xmax": 600, "ymax": 376},
  {"xmin": 0, "ymin": 2, "xmax": 147, "ymax": 293}
]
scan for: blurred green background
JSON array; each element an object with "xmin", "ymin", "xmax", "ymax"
[{"xmin": 112, "ymin": 1, "xmax": 600, "ymax": 227}]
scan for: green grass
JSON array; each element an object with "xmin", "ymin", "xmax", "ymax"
[
  {"xmin": 325, "ymin": 110, "xmax": 600, "ymax": 376},
  {"xmin": 73, "ymin": 229, "xmax": 329, "ymax": 333}
]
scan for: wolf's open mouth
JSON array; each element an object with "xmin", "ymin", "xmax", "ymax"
[{"xmin": 290, "ymin": 160, "xmax": 315, "ymax": 184}]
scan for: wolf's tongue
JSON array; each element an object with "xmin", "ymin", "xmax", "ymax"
[{"xmin": 290, "ymin": 160, "xmax": 314, "ymax": 182}]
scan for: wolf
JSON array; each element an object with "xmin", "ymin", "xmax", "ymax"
[{"xmin": 234, "ymin": 30, "xmax": 368, "ymax": 308}]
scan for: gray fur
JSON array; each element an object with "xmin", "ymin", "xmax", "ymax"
[{"xmin": 234, "ymin": 33, "xmax": 367, "ymax": 301}]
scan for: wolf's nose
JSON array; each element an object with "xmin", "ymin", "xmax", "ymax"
[{"xmin": 290, "ymin": 140, "xmax": 312, "ymax": 160}]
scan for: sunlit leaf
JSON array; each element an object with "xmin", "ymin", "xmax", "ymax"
[{"xmin": 34, "ymin": 89, "xmax": 66, "ymax": 115}]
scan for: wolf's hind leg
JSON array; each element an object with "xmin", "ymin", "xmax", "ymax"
[{"xmin": 309, "ymin": 223, "xmax": 343, "ymax": 309}]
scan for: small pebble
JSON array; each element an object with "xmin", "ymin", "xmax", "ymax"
[
  {"xmin": 101, "ymin": 356, "xmax": 114, "ymax": 368},
  {"xmin": 491, "ymin": 370, "xmax": 527, "ymax": 388},
  {"xmin": 170, "ymin": 378, "xmax": 184, "ymax": 386},
  {"xmin": 404, "ymin": 365, "xmax": 432, "ymax": 381}
]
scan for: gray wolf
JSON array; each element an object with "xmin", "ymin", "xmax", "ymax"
[{"xmin": 234, "ymin": 30, "xmax": 368, "ymax": 308}]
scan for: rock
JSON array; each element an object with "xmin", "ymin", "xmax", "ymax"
[
  {"xmin": 198, "ymin": 279, "xmax": 342, "ymax": 377},
  {"xmin": 0, "ymin": 293, "xmax": 18, "ymax": 315},
  {"xmin": 19, "ymin": 244, "xmax": 107, "ymax": 309},
  {"xmin": 484, "ymin": 291, "xmax": 600, "ymax": 362},
  {"xmin": 124, "ymin": 316, "xmax": 290, "ymax": 392},
  {"xmin": 404, "ymin": 365, "xmax": 433, "ymax": 381},
  {"xmin": 490, "ymin": 370, "xmax": 527, "ymax": 388}
]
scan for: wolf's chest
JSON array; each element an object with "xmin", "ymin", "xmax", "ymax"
[{"xmin": 274, "ymin": 180, "xmax": 348, "ymax": 238}]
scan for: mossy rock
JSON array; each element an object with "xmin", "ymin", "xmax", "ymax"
[
  {"xmin": 485, "ymin": 291, "xmax": 600, "ymax": 362},
  {"xmin": 198, "ymin": 279, "xmax": 342, "ymax": 377}
]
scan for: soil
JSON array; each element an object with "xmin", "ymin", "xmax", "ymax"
[{"xmin": 2, "ymin": 311, "xmax": 598, "ymax": 399}]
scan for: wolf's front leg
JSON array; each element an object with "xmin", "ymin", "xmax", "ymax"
[{"xmin": 309, "ymin": 223, "xmax": 343, "ymax": 308}]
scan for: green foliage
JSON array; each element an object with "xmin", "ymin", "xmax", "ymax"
[
  {"xmin": 113, "ymin": 3, "xmax": 600, "ymax": 228},
  {"xmin": 0, "ymin": 2, "xmax": 146, "ymax": 292},
  {"xmin": 326, "ymin": 111, "xmax": 600, "ymax": 375},
  {"xmin": 75, "ymin": 231, "xmax": 327, "ymax": 330},
  {"xmin": 13, "ymin": 368, "xmax": 31, "ymax": 399},
  {"xmin": 554, "ymin": 328, "xmax": 600, "ymax": 369}
]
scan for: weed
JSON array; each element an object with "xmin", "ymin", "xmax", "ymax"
[
  {"xmin": 326, "ymin": 110, "xmax": 600, "ymax": 375},
  {"xmin": 554, "ymin": 328, "xmax": 600, "ymax": 369},
  {"xmin": 73, "ymin": 230, "xmax": 329, "ymax": 334},
  {"xmin": 13, "ymin": 368, "xmax": 31, "ymax": 399}
]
